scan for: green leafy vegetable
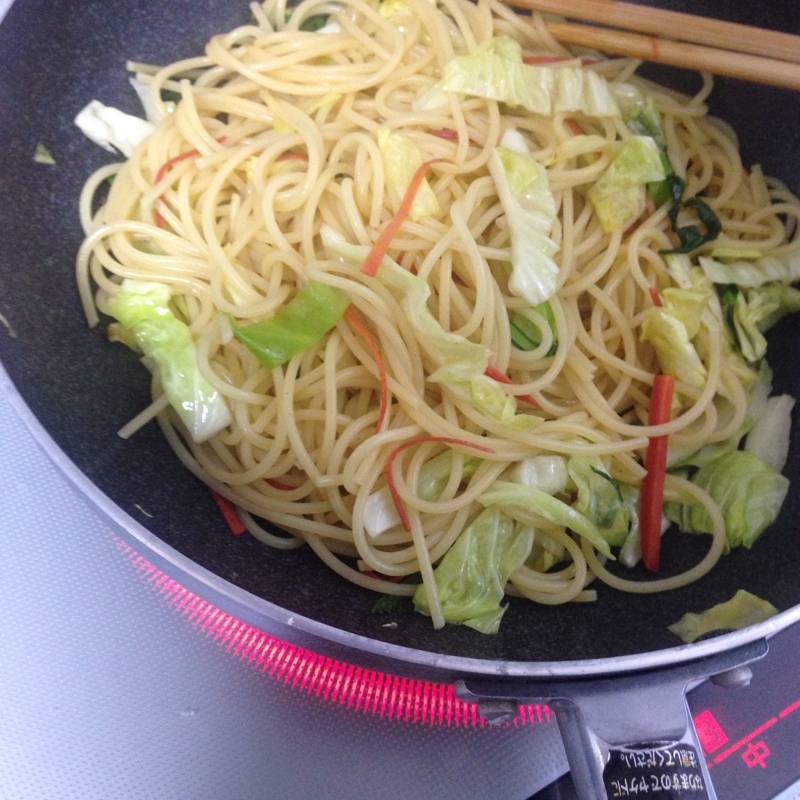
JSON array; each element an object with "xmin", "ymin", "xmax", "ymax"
[
  {"xmin": 526, "ymin": 529, "xmax": 566, "ymax": 572},
  {"xmin": 74, "ymin": 100, "xmax": 156, "ymax": 157},
  {"xmin": 745, "ymin": 394, "xmax": 795, "ymax": 473},
  {"xmin": 568, "ymin": 456, "xmax": 633, "ymax": 547},
  {"xmin": 660, "ymin": 175, "xmax": 722, "ymax": 254},
  {"xmin": 510, "ymin": 302, "xmax": 558, "ymax": 355},
  {"xmin": 640, "ymin": 307, "xmax": 707, "ymax": 388},
  {"xmin": 231, "ymin": 281, "xmax": 350, "ymax": 369},
  {"xmin": 507, "ymin": 455, "xmax": 568, "ymax": 496},
  {"xmin": 610, "ymin": 82, "xmax": 674, "ymax": 206},
  {"xmin": 299, "ymin": 13, "xmax": 330, "ymax": 31},
  {"xmin": 34, "ymin": 143, "xmax": 55, "ymax": 165},
  {"xmin": 413, "ymin": 507, "xmax": 533, "ymax": 633},
  {"xmin": 478, "ymin": 480, "xmax": 613, "ymax": 557},
  {"xmin": 665, "ymin": 450, "xmax": 789, "ymax": 551},
  {"xmin": 587, "ymin": 136, "xmax": 666, "ymax": 232},
  {"xmin": 718, "ymin": 282, "xmax": 800, "ymax": 363},
  {"xmin": 160, "ymin": 89, "xmax": 183, "ymax": 104},
  {"xmin": 668, "ymin": 589, "xmax": 778, "ymax": 643},
  {"xmin": 372, "ymin": 594, "xmax": 415, "ymax": 614},
  {"xmin": 745, "ymin": 283, "xmax": 800, "ymax": 332},
  {"xmin": 108, "ymin": 280, "xmax": 232, "ymax": 442}
]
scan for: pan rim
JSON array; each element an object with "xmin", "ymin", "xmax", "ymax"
[{"xmin": 3, "ymin": 361, "xmax": 798, "ymax": 680}]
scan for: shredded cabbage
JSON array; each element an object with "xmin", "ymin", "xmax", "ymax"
[
  {"xmin": 668, "ymin": 590, "xmax": 778, "ymax": 643},
  {"xmin": 376, "ymin": 126, "xmax": 441, "ymax": 221},
  {"xmin": 74, "ymin": 100, "xmax": 155, "ymax": 157},
  {"xmin": 478, "ymin": 480, "xmax": 613, "ymax": 557},
  {"xmin": 108, "ymin": 280, "xmax": 232, "ymax": 442},
  {"xmin": 699, "ymin": 253, "xmax": 800, "ymax": 287},
  {"xmin": 745, "ymin": 395, "xmax": 795, "ymax": 472},
  {"xmin": 413, "ymin": 507, "xmax": 533, "ymax": 633},
  {"xmin": 440, "ymin": 36, "xmax": 620, "ymax": 117},
  {"xmin": 587, "ymin": 136, "xmax": 666, "ymax": 232},
  {"xmin": 666, "ymin": 450, "xmax": 789, "ymax": 551},
  {"xmin": 488, "ymin": 144, "xmax": 560, "ymax": 306}
]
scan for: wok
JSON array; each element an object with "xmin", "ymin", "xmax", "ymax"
[{"xmin": 1, "ymin": 0, "xmax": 799, "ymax": 791}]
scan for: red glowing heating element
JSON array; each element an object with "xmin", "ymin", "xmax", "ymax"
[{"xmin": 113, "ymin": 537, "xmax": 552, "ymax": 730}]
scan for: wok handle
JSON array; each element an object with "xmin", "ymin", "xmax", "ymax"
[
  {"xmin": 454, "ymin": 637, "xmax": 769, "ymax": 800},
  {"xmin": 552, "ymin": 690, "xmax": 717, "ymax": 800}
]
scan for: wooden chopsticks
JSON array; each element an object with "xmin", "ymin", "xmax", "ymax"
[{"xmin": 511, "ymin": 0, "xmax": 800, "ymax": 91}]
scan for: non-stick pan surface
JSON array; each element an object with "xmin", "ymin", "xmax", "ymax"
[{"xmin": 1, "ymin": 0, "xmax": 799, "ymax": 666}]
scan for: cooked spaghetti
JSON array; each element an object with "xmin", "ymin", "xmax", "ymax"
[{"xmin": 76, "ymin": 0, "xmax": 800, "ymax": 632}]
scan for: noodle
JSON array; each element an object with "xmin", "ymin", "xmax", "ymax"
[{"xmin": 77, "ymin": 0, "xmax": 800, "ymax": 630}]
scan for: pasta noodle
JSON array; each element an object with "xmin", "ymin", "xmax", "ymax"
[{"xmin": 76, "ymin": 0, "xmax": 800, "ymax": 630}]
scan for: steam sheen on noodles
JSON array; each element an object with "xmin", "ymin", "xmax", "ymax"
[{"xmin": 76, "ymin": 0, "xmax": 800, "ymax": 631}]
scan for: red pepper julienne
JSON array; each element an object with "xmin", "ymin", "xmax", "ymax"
[
  {"xmin": 649, "ymin": 286, "xmax": 664, "ymax": 307},
  {"xmin": 639, "ymin": 374, "xmax": 675, "ymax": 572},
  {"xmin": 483, "ymin": 364, "xmax": 540, "ymax": 407},
  {"xmin": 345, "ymin": 306, "xmax": 389, "ymax": 433},
  {"xmin": 155, "ymin": 137, "xmax": 228, "ymax": 227},
  {"xmin": 211, "ymin": 490, "xmax": 247, "ymax": 535},
  {"xmin": 361, "ymin": 158, "xmax": 450, "ymax": 277}
]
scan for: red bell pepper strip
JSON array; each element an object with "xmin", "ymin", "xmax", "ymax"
[
  {"xmin": 266, "ymin": 477, "xmax": 296, "ymax": 491},
  {"xmin": 483, "ymin": 364, "xmax": 540, "ymax": 407},
  {"xmin": 211, "ymin": 490, "xmax": 246, "ymax": 535},
  {"xmin": 275, "ymin": 151, "xmax": 309, "ymax": 162},
  {"xmin": 649, "ymin": 286, "xmax": 664, "ymax": 307},
  {"xmin": 345, "ymin": 306, "xmax": 389, "ymax": 433},
  {"xmin": 640, "ymin": 374, "xmax": 675, "ymax": 571},
  {"xmin": 361, "ymin": 158, "xmax": 449, "ymax": 277},
  {"xmin": 154, "ymin": 137, "xmax": 226, "ymax": 227}
]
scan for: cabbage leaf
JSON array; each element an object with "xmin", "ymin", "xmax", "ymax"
[
  {"xmin": 668, "ymin": 589, "xmax": 778, "ymax": 643},
  {"xmin": 108, "ymin": 280, "xmax": 232, "ymax": 442},
  {"xmin": 744, "ymin": 394, "xmax": 795, "ymax": 473},
  {"xmin": 665, "ymin": 450, "xmax": 789, "ymax": 551},
  {"xmin": 441, "ymin": 36, "xmax": 620, "ymax": 117},
  {"xmin": 376, "ymin": 126, "xmax": 441, "ymax": 221},
  {"xmin": 488, "ymin": 145, "xmax": 560, "ymax": 306},
  {"xmin": 413, "ymin": 507, "xmax": 533, "ymax": 633},
  {"xmin": 640, "ymin": 308, "xmax": 707, "ymax": 388},
  {"xmin": 587, "ymin": 136, "xmax": 666, "ymax": 232},
  {"xmin": 478, "ymin": 480, "xmax": 613, "ymax": 557},
  {"xmin": 699, "ymin": 253, "xmax": 800, "ymax": 287},
  {"xmin": 568, "ymin": 456, "xmax": 635, "ymax": 547},
  {"xmin": 74, "ymin": 100, "xmax": 155, "ymax": 157},
  {"xmin": 507, "ymin": 455, "xmax": 568, "ymax": 496}
]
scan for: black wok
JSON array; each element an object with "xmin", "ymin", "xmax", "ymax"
[{"xmin": 1, "ymin": 0, "xmax": 799, "ymax": 677}]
